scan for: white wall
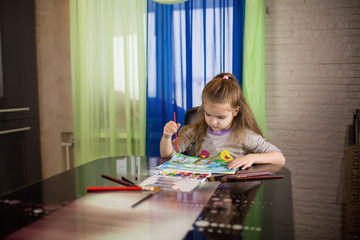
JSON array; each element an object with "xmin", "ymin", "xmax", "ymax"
[
  {"xmin": 264, "ymin": 0, "xmax": 360, "ymax": 239},
  {"xmin": 35, "ymin": 0, "xmax": 73, "ymax": 178}
]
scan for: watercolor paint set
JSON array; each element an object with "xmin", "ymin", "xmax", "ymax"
[
  {"xmin": 139, "ymin": 170, "xmax": 212, "ymax": 192},
  {"xmin": 156, "ymin": 170, "xmax": 211, "ymax": 181}
]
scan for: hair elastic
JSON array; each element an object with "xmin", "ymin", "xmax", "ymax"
[{"xmin": 222, "ymin": 75, "xmax": 229, "ymax": 80}]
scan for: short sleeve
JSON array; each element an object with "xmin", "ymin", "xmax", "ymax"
[{"xmin": 244, "ymin": 130, "xmax": 281, "ymax": 154}]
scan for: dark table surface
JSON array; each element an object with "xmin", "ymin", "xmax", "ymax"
[{"xmin": 0, "ymin": 156, "xmax": 294, "ymax": 240}]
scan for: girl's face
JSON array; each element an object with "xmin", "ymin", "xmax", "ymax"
[{"xmin": 203, "ymin": 101, "xmax": 239, "ymax": 133}]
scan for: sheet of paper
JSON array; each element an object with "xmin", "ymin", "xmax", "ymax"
[{"xmin": 139, "ymin": 174, "xmax": 203, "ymax": 192}]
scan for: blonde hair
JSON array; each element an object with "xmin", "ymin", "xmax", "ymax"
[{"xmin": 179, "ymin": 73, "xmax": 263, "ymax": 154}]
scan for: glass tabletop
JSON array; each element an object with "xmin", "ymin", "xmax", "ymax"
[{"xmin": 0, "ymin": 156, "xmax": 294, "ymax": 240}]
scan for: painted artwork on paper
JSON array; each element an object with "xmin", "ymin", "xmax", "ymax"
[{"xmin": 156, "ymin": 152, "xmax": 238, "ymax": 174}]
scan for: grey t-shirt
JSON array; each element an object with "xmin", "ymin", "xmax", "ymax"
[{"xmin": 173, "ymin": 126, "xmax": 281, "ymax": 160}]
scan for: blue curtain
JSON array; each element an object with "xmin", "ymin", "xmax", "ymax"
[{"xmin": 146, "ymin": 0, "xmax": 245, "ymax": 156}]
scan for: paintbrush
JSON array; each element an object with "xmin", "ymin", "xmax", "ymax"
[
  {"xmin": 131, "ymin": 189, "xmax": 161, "ymax": 208},
  {"xmin": 87, "ymin": 186, "xmax": 161, "ymax": 192}
]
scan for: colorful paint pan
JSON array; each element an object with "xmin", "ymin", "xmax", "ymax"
[{"xmin": 155, "ymin": 170, "xmax": 211, "ymax": 183}]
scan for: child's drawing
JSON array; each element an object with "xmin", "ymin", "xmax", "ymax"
[{"xmin": 156, "ymin": 152, "xmax": 238, "ymax": 174}]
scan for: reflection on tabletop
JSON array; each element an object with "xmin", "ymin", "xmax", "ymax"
[{"xmin": 0, "ymin": 156, "xmax": 293, "ymax": 240}]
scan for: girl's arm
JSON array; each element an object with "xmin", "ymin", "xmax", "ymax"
[
  {"xmin": 227, "ymin": 152, "xmax": 285, "ymax": 170},
  {"xmin": 160, "ymin": 121, "xmax": 180, "ymax": 158}
]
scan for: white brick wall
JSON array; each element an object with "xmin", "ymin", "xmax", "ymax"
[{"xmin": 264, "ymin": 0, "xmax": 360, "ymax": 239}]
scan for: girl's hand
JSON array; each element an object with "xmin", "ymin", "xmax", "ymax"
[
  {"xmin": 227, "ymin": 155, "xmax": 255, "ymax": 170},
  {"xmin": 163, "ymin": 121, "xmax": 181, "ymax": 139}
]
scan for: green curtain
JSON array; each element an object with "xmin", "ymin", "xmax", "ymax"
[
  {"xmin": 243, "ymin": 0, "xmax": 266, "ymax": 137},
  {"xmin": 70, "ymin": 0, "xmax": 147, "ymax": 166},
  {"xmin": 242, "ymin": 1, "xmax": 265, "ymax": 239}
]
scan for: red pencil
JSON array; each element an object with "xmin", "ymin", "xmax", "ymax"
[{"xmin": 174, "ymin": 112, "xmax": 178, "ymax": 152}]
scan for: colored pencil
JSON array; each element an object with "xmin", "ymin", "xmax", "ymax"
[
  {"xmin": 224, "ymin": 171, "xmax": 271, "ymax": 180},
  {"xmin": 86, "ymin": 186, "xmax": 161, "ymax": 192},
  {"xmin": 221, "ymin": 175, "xmax": 284, "ymax": 182},
  {"xmin": 101, "ymin": 174, "xmax": 132, "ymax": 187},
  {"xmin": 174, "ymin": 112, "xmax": 178, "ymax": 152},
  {"xmin": 131, "ymin": 189, "xmax": 161, "ymax": 208},
  {"xmin": 121, "ymin": 176, "xmax": 137, "ymax": 186}
]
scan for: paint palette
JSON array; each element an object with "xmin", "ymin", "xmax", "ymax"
[
  {"xmin": 139, "ymin": 170, "xmax": 211, "ymax": 192},
  {"xmin": 157, "ymin": 170, "xmax": 211, "ymax": 181}
]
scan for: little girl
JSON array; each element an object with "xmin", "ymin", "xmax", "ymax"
[{"xmin": 160, "ymin": 73, "xmax": 285, "ymax": 170}]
